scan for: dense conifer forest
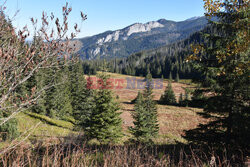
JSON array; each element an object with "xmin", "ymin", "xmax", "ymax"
[{"xmin": 81, "ymin": 30, "xmax": 206, "ymax": 80}]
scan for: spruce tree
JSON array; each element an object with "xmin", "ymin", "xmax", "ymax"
[
  {"xmin": 188, "ymin": 0, "xmax": 249, "ymax": 143},
  {"xmin": 84, "ymin": 73, "xmax": 123, "ymax": 143},
  {"xmin": 40, "ymin": 67, "xmax": 58, "ymax": 117},
  {"xmin": 129, "ymin": 73, "xmax": 159, "ymax": 143},
  {"xmin": 30, "ymin": 69, "xmax": 47, "ymax": 115},
  {"xmin": 28, "ymin": 36, "xmax": 54, "ymax": 115},
  {"xmin": 159, "ymin": 81, "xmax": 176, "ymax": 105},
  {"xmin": 49, "ymin": 67, "xmax": 73, "ymax": 119},
  {"xmin": 69, "ymin": 61, "xmax": 95, "ymax": 127}
]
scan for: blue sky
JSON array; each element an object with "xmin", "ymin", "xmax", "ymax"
[{"xmin": 4, "ymin": 0, "xmax": 205, "ymax": 38}]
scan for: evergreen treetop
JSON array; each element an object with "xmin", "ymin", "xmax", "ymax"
[
  {"xmin": 159, "ymin": 81, "xmax": 176, "ymax": 105},
  {"xmin": 84, "ymin": 72, "xmax": 123, "ymax": 143},
  {"xmin": 130, "ymin": 73, "xmax": 159, "ymax": 143}
]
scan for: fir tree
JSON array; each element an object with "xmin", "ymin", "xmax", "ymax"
[
  {"xmin": 159, "ymin": 81, "xmax": 176, "ymax": 105},
  {"xmin": 129, "ymin": 73, "xmax": 159, "ymax": 143},
  {"xmin": 84, "ymin": 73, "xmax": 123, "ymax": 143}
]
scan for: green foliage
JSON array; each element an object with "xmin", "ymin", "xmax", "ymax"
[
  {"xmin": 31, "ymin": 95, "xmax": 47, "ymax": 115},
  {"xmin": 61, "ymin": 116, "xmax": 76, "ymax": 124},
  {"xmin": 187, "ymin": 1, "xmax": 250, "ymax": 144},
  {"xmin": 0, "ymin": 8, "xmax": 86, "ymax": 142},
  {"xmin": 25, "ymin": 60, "xmax": 97, "ymax": 130},
  {"xmin": 0, "ymin": 117, "xmax": 19, "ymax": 141},
  {"xmin": 28, "ymin": 62, "xmax": 80, "ymax": 122},
  {"xmin": 82, "ymin": 61, "xmax": 97, "ymax": 75},
  {"xmin": 69, "ymin": 61, "xmax": 95, "ymax": 128},
  {"xmin": 15, "ymin": 112, "xmax": 74, "ymax": 140},
  {"xmin": 131, "ymin": 92, "xmax": 140, "ymax": 104},
  {"xmin": 35, "ymin": 68, "xmax": 57, "ymax": 116},
  {"xmin": 49, "ymin": 67, "xmax": 73, "ymax": 119},
  {"xmin": 84, "ymin": 73, "xmax": 123, "ymax": 143},
  {"xmin": 188, "ymin": 89, "xmax": 206, "ymax": 108},
  {"xmin": 129, "ymin": 73, "xmax": 159, "ymax": 143},
  {"xmin": 24, "ymin": 112, "xmax": 74, "ymax": 130},
  {"xmin": 159, "ymin": 81, "xmax": 176, "ymax": 105}
]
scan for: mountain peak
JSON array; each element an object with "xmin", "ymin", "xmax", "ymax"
[
  {"xmin": 78, "ymin": 17, "xmax": 208, "ymax": 59},
  {"xmin": 157, "ymin": 19, "xmax": 176, "ymax": 24},
  {"xmin": 126, "ymin": 21, "xmax": 164, "ymax": 36}
]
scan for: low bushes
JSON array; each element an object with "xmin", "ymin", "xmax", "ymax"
[
  {"xmin": 61, "ymin": 116, "xmax": 76, "ymax": 124},
  {"xmin": 24, "ymin": 112, "xmax": 74, "ymax": 130},
  {"xmin": 0, "ymin": 118, "xmax": 19, "ymax": 141}
]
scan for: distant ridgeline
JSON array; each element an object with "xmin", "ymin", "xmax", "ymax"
[
  {"xmin": 76, "ymin": 16, "xmax": 208, "ymax": 60},
  {"xmin": 81, "ymin": 27, "xmax": 207, "ymax": 80}
]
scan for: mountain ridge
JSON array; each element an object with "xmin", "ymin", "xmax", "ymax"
[{"xmin": 75, "ymin": 16, "xmax": 208, "ymax": 60}]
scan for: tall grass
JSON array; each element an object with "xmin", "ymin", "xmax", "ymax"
[{"xmin": 0, "ymin": 138, "xmax": 246, "ymax": 167}]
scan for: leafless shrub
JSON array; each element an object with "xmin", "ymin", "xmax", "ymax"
[{"xmin": 0, "ymin": 2, "xmax": 86, "ymax": 125}]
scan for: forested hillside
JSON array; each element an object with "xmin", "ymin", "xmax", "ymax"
[{"xmin": 81, "ymin": 29, "xmax": 206, "ymax": 80}]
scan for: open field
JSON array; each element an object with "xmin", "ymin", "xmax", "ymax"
[
  {"xmin": 94, "ymin": 72, "xmax": 209, "ymax": 143},
  {"xmin": 0, "ymin": 73, "xmax": 246, "ymax": 166},
  {"xmin": 0, "ymin": 112, "xmax": 77, "ymax": 149},
  {"xmin": 2, "ymin": 72, "xmax": 209, "ymax": 146}
]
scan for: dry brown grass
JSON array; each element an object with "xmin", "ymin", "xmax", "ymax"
[
  {"xmin": 0, "ymin": 72, "xmax": 247, "ymax": 166},
  {"xmin": 98, "ymin": 73, "xmax": 209, "ymax": 144},
  {"xmin": 0, "ymin": 139, "xmax": 245, "ymax": 167}
]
